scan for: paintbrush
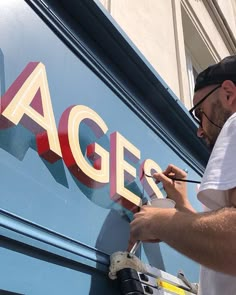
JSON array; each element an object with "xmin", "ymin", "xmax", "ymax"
[{"xmin": 144, "ymin": 174, "xmax": 201, "ymax": 184}]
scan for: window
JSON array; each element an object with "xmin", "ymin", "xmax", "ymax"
[{"xmin": 185, "ymin": 48, "xmax": 200, "ymax": 107}]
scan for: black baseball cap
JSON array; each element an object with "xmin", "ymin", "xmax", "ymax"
[{"xmin": 194, "ymin": 55, "xmax": 236, "ymax": 92}]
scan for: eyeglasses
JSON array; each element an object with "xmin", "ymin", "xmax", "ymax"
[{"xmin": 189, "ymin": 85, "xmax": 221, "ymax": 126}]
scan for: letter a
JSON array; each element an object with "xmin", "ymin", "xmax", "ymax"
[{"xmin": 0, "ymin": 62, "xmax": 62, "ymax": 162}]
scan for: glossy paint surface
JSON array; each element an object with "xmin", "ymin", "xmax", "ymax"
[{"xmin": 0, "ymin": 1, "xmax": 202, "ymax": 293}]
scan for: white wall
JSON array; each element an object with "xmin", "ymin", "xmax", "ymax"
[
  {"xmin": 99, "ymin": 0, "xmax": 236, "ymax": 107},
  {"xmin": 109, "ymin": 0, "xmax": 181, "ymax": 99},
  {"xmin": 217, "ymin": 0, "xmax": 236, "ymax": 38}
]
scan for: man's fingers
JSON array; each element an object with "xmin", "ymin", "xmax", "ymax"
[
  {"xmin": 163, "ymin": 164, "xmax": 187, "ymax": 178},
  {"xmin": 144, "ymin": 238, "xmax": 161, "ymax": 243},
  {"xmin": 152, "ymin": 172, "xmax": 173, "ymax": 185}
]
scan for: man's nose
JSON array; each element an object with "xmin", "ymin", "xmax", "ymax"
[{"xmin": 197, "ymin": 126, "xmax": 204, "ymax": 138}]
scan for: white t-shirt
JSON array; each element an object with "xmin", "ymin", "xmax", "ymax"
[{"xmin": 197, "ymin": 112, "xmax": 236, "ymax": 295}]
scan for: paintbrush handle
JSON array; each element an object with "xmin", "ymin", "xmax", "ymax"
[
  {"xmin": 128, "ymin": 200, "xmax": 152, "ymax": 257},
  {"xmin": 128, "ymin": 241, "xmax": 141, "ymax": 256},
  {"xmin": 170, "ymin": 178, "xmax": 200, "ymax": 184},
  {"xmin": 145, "ymin": 174, "xmax": 200, "ymax": 184}
]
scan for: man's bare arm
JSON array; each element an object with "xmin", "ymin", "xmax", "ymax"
[
  {"xmin": 129, "ymin": 203, "xmax": 236, "ymax": 275},
  {"xmin": 162, "ymin": 207, "xmax": 236, "ymax": 275}
]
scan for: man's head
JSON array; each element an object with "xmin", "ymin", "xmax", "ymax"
[{"xmin": 189, "ymin": 55, "xmax": 236, "ymax": 150}]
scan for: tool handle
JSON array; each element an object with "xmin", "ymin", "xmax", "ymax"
[
  {"xmin": 128, "ymin": 241, "xmax": 141, "ymax": 257},
  {"xmin": 127, "ymin": 199, "xmax": 151, "ymax": 258}
]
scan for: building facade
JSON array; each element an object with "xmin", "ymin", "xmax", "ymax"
[
  {"xmin": 0, "ymin": 1, "xmax": 224, "ymax": 294},
  {"xmin": 99, "ymin": 0, "xmax": 236, "ymax": 108}
]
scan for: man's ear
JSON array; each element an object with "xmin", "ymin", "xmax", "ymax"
[{"xmin": 221, "ymin": 80, "xmax": 236, "ymax": 105}]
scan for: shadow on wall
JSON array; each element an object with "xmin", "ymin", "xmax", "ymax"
[{"xmin": 88, "ymin": 207, "xmax": 166, "ymax": 294}]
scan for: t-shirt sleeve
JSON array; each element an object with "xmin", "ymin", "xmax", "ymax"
[{"xmin": 197, "ymin": 114, "xmax": 236, "ymax": 210}]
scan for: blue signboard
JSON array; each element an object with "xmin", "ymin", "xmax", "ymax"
[{"xmin": 0, "ymin": 1, "xmax": 208, "ymax": 294}]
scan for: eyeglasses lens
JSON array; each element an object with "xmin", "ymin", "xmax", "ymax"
[{"xmin": 194, "ymin": 108, "xmax": 202, "ymax": 125}]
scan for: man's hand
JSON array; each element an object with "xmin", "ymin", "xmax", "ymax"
[
  {"xmin": 128, "ymin": 205, "xmax": 236, "ymax": 275},
  {"xmin": 128, "ymin": 206, "xmax": 176, "ymax": 251},
  {"xmin": 153, "ymin": 164, "xmax": 196, "ymax": 213}
]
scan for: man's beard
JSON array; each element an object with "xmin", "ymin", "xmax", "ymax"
[{"xmin": 204, "ymin": 100, "xmax": 231, "ymax": 150}]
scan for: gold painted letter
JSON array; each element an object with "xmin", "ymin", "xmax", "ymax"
[
  {"xmin": 140, "ymin": 159, "xmax": 164, "ymax": 199},
  {"xmin": 0, "ymin": 62, "xmax": 62, "ymax": 162},
  {"xmin": 59, "ymin": 105, "xmax": 109, "ymax": 188},
  {"xmin": 110, "ymin": 132, "xmax": 141, "ymax": 212}
]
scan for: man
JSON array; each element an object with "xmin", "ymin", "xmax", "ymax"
[{"xmin": 128, "ymin": 55, "xmax": 236, "ymax": 294}]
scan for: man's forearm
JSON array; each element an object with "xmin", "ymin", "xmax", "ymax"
[
  {"xmin": 175, "ymin": 199, "xmax": 196, "ymax": 213},
  {"xmin": 158, "ymin": 207, "xmax": 236, "ymax": 275}
]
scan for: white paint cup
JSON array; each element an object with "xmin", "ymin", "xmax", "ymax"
[{"xmin": 149, "ymin": 198, "xmax": 176, "ymax": 208}]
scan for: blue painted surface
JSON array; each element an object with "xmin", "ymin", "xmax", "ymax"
[{"xmin": 0, "ymin": 1, "xmax": 204, "ymax": 294}]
